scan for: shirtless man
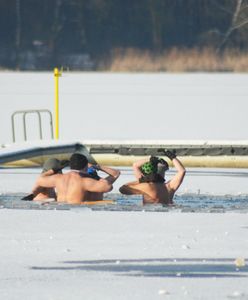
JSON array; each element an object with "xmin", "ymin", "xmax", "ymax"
[
  {"xmin": 84, "ymin": 164, "xmax": 105, "ymax": 201},
  {"xmin": 32, "ymin": 153, "xmax": 120, "ymax": 205},
  {"xmin": 119, "ymin": 151, "xmax": 186, "ymax": 205},
  {"xmin": 21, "ymin": 158, "xmax": 69, "ymax": 202}
]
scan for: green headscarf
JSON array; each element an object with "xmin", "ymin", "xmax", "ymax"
[{"xmin": 141, "ymin": 162, "xmax": 158, "ymax": 175}]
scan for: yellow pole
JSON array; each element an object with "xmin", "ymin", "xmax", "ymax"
[{"xmin": 54, "ymin": 68, "xmax": 61, "ymax": 139}]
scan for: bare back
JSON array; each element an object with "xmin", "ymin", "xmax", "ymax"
[
  {"xmin": 120, "ymin": 181, "xmax": 174, "ymax": 205},
  {"xmin": 54, "ymin": 172, "xmax": 86, "ymax": 204},
  {"xmin": 120, "ymin": 156, "xmax": 186, "ymax": 205},
  {"xmin": 36, "ymin": 171, "xmax": 113, "ymax": 205},
  {"xmin": 142, "ymin": 182, "xmax": 175, "ymax": 204}
]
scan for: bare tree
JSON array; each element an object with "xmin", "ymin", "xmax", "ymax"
[
  {"xmin": 50, "ymin": 0, "xmax": 63, "ymax": 65},
  {"xmin": 15, "ymin": 0, "xmax": 21, "ymax": 69},
  {"xmin": 148, "ymin": 0, "xmax": 163, "ymax": 52},
  {"xmin": 217, "ymin": 0, "xmax": 248, "ymax": 52}
]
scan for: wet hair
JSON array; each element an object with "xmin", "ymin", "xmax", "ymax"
[
  {"xmin": 42, "ymin": 158, "xmax": 62, "ymax": 173},
  {"xmin": 69, "ymin": 153, "xmax": 88, "ymax": 170},
  {"xmin": 157, "ymin": 162, "xmax": 169, "ymax": 176},
  {"xmin": 42, "ymin": 158, "xmax": 69, "ymax": 174},
  {"xmin": 140, "ymin": 156, "xmax": 169, "ymax": 182}
]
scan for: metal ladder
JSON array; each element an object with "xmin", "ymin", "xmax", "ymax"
[{"xmin": 11, "ymin": 109, "xmax": 54, "ymax": 142}]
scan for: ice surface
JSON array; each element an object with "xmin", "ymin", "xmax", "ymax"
[
  {"xmin": 0, "ymin": 72, "xmax": 247, "ymax": 143},
  {"xmin": 0, "ymin": 209, "xmax": 247, "ymax": 300},
  {"xmin": 0, "ymin": 73, "xmax": 248, "ymax": 299}
]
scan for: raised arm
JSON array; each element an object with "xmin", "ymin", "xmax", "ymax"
[
  {"xmin": 165, "ymin": 151, "xmax": 186, "ymax": 192},
  {"xmin": 95, "ymin": 164, "xmax": 121, "ymax": 184},
  {"xmin": 32, "ymin": 157, "xmax": 68, "ymax": 194},
  {"xmin": 32, "ymin": 172, "xmax": 58, "ymax": 194},
  {"xmin": 84, "ymin": 177, "xmax": 114, "ymax": 193},
  {"xmin": 31, "ymin": 169, "xmax": 56, "ymax": 195},
  {"xmin": 119, "ymin": 181, "xmax": 143, "ymax": 195}
]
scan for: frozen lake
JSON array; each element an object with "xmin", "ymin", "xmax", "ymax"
[
  {"xmin": 0, "ymin": 73, "xmax": 248, "ymax": 300},
  {"xmin": 0, "ymin": 209, "xmax": 247, "ymax": 300},
  {"xmin": 0, "ymin": 72, "xmax": 248, "ymax": 195},
  {"xmin": 0, "ymin": 72, "xmax": 247, "ymax": 144}
]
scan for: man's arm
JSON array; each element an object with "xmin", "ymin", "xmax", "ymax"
[
  {"xmin": 32, "ymin": 173, "xmax": 58, "ymax": 194},
  {"xmin": 119, "ymin": 181, "xmax": 142, "ymax": 195},
  {"xmin": 84, "ymin": 177, "xmax": 113, "ymax": 193},
  {"xmin": 166, "ymin": 155, "xmax": 186, "ymax": 192},
  {"xmin": 31, "ymin": 169, "xmax": 56, "ymax": 196},
  {"xmin": 96, "ymin": 165, "xmax": 121, "ymax": 184},
  {"xmin": 119, "ymin": 181, "xmax": 153, "ymax": 201}
]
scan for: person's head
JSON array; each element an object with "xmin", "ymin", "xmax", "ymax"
[
  {"xmin": 42, "ymin": 158, "xmax": 63, "ymax": 174},
  {"xmin": 157, "ymin": 162, "xmax": 169, "ymax": 177},
  {"xmin": 141, "ymin": 161, "xmax": 158, "ymax": 175},
  {"xmin": 69, "ymin": 153, "xmax": 88, "ymax": 170},
  {"xmin": 141, "ymin": 157, "xmax": 169, "ymax": 177}
]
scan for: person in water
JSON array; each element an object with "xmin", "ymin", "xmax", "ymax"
[
  {"xmin": 119, "ymin": 150, "xmax": 186, "ymax": 205},
  {"xmin": 22, "ymin": 158, "xmax": 69, "ymax": 201},
  {"xmin": 84, "ymin": 164, "xmax": 105, "ymax": 200},
  {"xmin": 31, "ymin": 153, "xmax": 120, "ymax": 205}
]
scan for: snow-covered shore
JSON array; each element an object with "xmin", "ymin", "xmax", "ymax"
[{"xmin": 0, "ymin": 209, "xmax": 247, "ymax": 300}]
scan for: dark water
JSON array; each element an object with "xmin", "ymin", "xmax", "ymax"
[{"xmin": 0, "ymin": 192, "xmax": 248, "ymax": 212}]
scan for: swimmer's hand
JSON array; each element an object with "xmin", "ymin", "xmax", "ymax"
[
  {"xmin": 87, "ymin": 165, "xmax": 101, "ymax": 180},
  {"xmin": 21, "ymin": 193, "xmax": 34, "ymax": 201},
  {"xmin": 158, "ymin": 158, "xmax": 167, "ymax": 165},
  {"xmin": 52, "ymin": 159, "xmax": 69, "ymax": 173},
  {"xmin": 150, "ymin": 156, "xmax": 160, "ymax": 165},
  {"xmin": 93, "ymin": 164, "xmax": 101, "ymax": 171},
  {"xmin": 60, "ymin": 159, "xmax": 69, "ymax": 168},
  {"xmin": 164, "ymin": 150, "xmax": 176, "ymax": 160}
]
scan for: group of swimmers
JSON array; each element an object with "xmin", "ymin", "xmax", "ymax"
[{"xmin": 22, "ymin": 150, "xmax": 186, "ymax": 205}]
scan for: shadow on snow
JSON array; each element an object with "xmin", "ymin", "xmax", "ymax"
[{"xmin": 31, "ymin": 257, "xmax": 248, "ymax": 278}]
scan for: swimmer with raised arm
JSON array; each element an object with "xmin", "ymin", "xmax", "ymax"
[
  {"xmin": 119, "ymin": 150, "xmax": 186, "ymax": 205},
  {"xmin": 32, "ymin": 153, "xmax": 120, "ymax": 205},
  {"xmin": 22, "ymin": 158, "xmax": 69, "ymax": 202}
]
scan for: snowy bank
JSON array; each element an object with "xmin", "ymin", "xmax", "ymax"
[{"xmin": 0, "ymin": 209, "xmax": 247, "ymax": 300}]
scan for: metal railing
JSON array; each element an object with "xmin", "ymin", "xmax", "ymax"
[{"xmin": 11, "ymin": 109, "xmax": 54, "ymax": 142}]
